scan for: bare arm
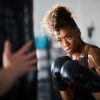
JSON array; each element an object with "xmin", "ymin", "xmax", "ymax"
[
  {"xmin": 60, "ymin": 88, "xmax": 73, "ymax": 100},
  {"xmin": 0, "ymin": 67, "xmax": 17, "ymax": 96},
  {"xmin": 89, "ymin": 47, "xmax": 100, "ymax": 76},
  {"xmin": 59, "ymin": 83, "xmax": 75, "ymax": 100},
  {"xmin": 88, "ymin": 47, "xmax": 100, "ymax": 100}
]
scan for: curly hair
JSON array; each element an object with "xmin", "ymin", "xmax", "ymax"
[{"xmin": 41, "ymin": 4, "xmax": 78, "ymax": 35}]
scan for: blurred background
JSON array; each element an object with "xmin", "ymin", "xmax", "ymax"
[{"xmin": 0, "ymin": 0, "xmax": 100, "ymax": 100}]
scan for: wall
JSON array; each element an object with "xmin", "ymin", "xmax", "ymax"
[{"xmin": 81, "ymin": 0, "xmax": 100, "ymax": 46}]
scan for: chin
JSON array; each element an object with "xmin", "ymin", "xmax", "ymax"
[{"xmin": 66, "ymin": 51, "xmax": 74, "ymax": 56}]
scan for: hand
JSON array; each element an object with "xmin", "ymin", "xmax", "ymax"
[{"xmin": 3, "ymin": 40, "xmax": 37, "ymax": 78}]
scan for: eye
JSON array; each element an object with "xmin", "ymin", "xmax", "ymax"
[
  {"xmin": 57, "ymin": 40, "xmax": 62, "ymax": 44},
  {"xmin": 65, "ymin": 34, "xmax": 72, "ymax": 40}
]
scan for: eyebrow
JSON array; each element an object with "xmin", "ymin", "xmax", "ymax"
[{"xmin": 57, "ymin": 32, "xmax": 72, "ymax": 40}]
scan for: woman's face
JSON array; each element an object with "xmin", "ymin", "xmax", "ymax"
[{"xmin": 55, "ymin": 27, "xmax": 81, "ymax": 56}]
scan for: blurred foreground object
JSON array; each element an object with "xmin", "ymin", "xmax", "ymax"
[{"xmin": 0, "ymin": 0, "xmax": 37, "ymax": 100}]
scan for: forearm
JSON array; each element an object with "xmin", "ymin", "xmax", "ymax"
[
  {"xmin": 92, "ymin": 92, "xmax": 100, "ymax": 100},
  {"xmin": 54, "ymin": 82, "xmax": 74, "ymax": 100},
  {"xmin": 0, "ymin": 68, "xmax": 17, "ymax": 96},
  {"xmin": 60, "ymin": 88, "xmax": 73, "ymax": 100}
]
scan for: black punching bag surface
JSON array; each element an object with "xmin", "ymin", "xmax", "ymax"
[{"xmin": 0, "ymin": 0, "xmax": 37, "ymax": 100}]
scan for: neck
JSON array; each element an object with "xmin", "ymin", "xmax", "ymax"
[{"xmin": 71, "ymin": 41, "xmax": 86, "ymax": 59}]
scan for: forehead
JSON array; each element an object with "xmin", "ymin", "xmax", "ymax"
[{"xmin": 55, "ymin": 27, "xmax": 74, "ymax": 38}]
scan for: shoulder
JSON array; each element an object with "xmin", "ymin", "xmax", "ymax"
[
  {"xmin": 87, "ymin": 44, "xmax": 100, "ymax": 55},
  {"xmin": 87, "ymin": 44, "xmax": 100, "ymax": 67},
  {"xmin": 85, "ymin": 44, "xmax": 100, "ymax": 76}
]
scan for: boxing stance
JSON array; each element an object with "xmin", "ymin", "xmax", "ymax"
[
  {"xmin": 42, "ymin": 4, "xmax": 100, "ymax": 100},
  {"xmin": 51, "ymin": 56, "xmax": 100, "ymax": 100}
]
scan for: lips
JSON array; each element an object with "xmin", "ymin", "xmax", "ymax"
[{"xmin": 64, "ymin": 48, "xmax": 72, "ymax": 53}]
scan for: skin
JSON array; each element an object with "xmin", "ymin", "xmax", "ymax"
[
  {"xmin": 0, "ymin": 40, "xmax": 37, "ymax": 96},
  {"xmin": 55, "ymin": 26, "xmax": 100, "ymax": 100}
]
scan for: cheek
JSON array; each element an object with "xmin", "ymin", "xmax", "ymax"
[
  {"xmin": 69, "ymin": 38, "xmax": 78, "ymax": 48},
  {"xmin": 60, "ymin": 44, "xmax": 64, "ymax": 49},
  {"xmin": 72, "ymin": 39, "xmax": 76, "ymax": 45},
  {"xmin": 68, "ymin": 39, "xmax": 75, "ymax": 45}
]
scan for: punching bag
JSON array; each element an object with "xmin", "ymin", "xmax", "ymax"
[{"xmin": 0, "ymin": 0, "xmax": 37, "ymax": 100}]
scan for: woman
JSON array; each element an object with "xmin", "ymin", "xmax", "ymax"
[{"xmin": 42, "ymin": 4, "xmax": 100, "ymax": 100}]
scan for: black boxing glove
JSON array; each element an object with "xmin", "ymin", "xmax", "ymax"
[
  {"xmin": 51, "ymin": 56, "xmax": 71, "ymax": 91},
  {"xmin": 60, "ymin": 60, "xmax": 92, "ymax": 86},
  {"xmin": 60, "ymin": 60, "xmax": 100, "ymax": 92}
]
